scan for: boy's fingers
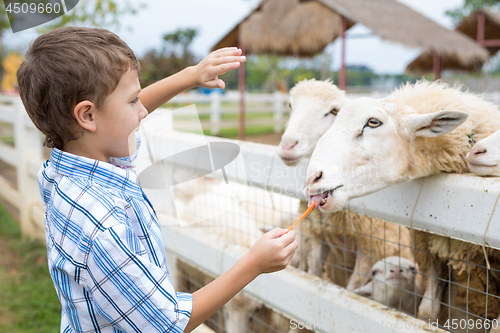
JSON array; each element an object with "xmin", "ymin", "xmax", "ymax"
[
  {"xmin": 213, "ymin": 48, "xmax": 242, "ymax": 57},
  {"xmin": 284, "ymin": 249, "xmax": 296, "ymax": 264},
  {"xmin": 211, "ymin": 62, "xmax": 241, "ymax": 77},
  {"xmin": 285, "ymin": 239, "xmax": 299, "ymax": 252},
  {"xmin": 266, "ymin": 227, "xmax": 288, "ymax": 239},
  {"xmin": 212, "ymin": 56, "xmax": 246, "ymax": 66},
  {"xmin": 203, "ymin": 79, "xmax": 225, "ymax": 89}
]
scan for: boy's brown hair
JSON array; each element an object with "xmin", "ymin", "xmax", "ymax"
[{"xmin": 17, "ymin": 26, "xmax": 140, "ymax": 149}]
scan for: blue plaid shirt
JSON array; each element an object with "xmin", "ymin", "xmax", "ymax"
[{"xmin": 39, "ymin": 145, "xmax": 192, "ymax": 333}]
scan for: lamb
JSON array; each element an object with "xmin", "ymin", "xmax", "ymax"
[
  {"xmin": 304, "ymin": 80, "xmax": 500, "ymax": 328},
  {"xmin": 278, "ymin": 78, "xmax": 413, "ymax": 290},
  {"xmin": 467, "ymin": 129, "xmax": 500, "ymax": 176},
  {"xmin": 354, "ymin": 256, "xmax": 423, "ymax": 315},
  {"xmin": 278, "ymin": 78, "xmax": 349, "ymax": 166}
]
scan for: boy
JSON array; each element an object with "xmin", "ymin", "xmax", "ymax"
[{"xmin": 17, "ymin": 27, "xmax": 298, "ymax": 333}]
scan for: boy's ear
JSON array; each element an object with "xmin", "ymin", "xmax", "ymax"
[{"xmin": 74, "ymin": 101, "xmax": 97, "ymax": 132}]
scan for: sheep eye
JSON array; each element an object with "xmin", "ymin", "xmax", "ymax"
[
  {"xmin": 371, "ymin": 269, "xmax": 380, "ymax": 276},
  {"xmin": 325, "ymin": 107, "xmax": 339, "ymax": 117},
  {"xmin": 366, "ymin": 118, "xmax": 382, "ymax": 128},
  {"xmin": 287, "ymin": 102, "xmax": 292, "ymax": 108},
  {"xmin": 409, "ymin": 266, "xmax": 416, "ymax": 274}
]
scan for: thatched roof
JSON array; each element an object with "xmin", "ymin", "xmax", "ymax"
[
  {"xmin": 407, "ymin": 10, "xmax": 498, "ymax": 74},
  {"xmin": 456, "ymin": 10, "xmax": 500, "ymax": 55},
  {"xmin": 212, "ymin": 0, "xmax": 355, "ymax": 57},
  {"xmin": 212, "ymin": 0, "xmax": 489, "ymax": 67}
]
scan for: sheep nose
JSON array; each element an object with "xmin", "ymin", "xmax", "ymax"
[
  {"xmin": 281, "ymin": 140, "xmax": 298, "ymax": 151},
  {"xmin": 389, "ymin": 268, "xmax": 404, "ymax": 273},
  {"xmin": 471, "ymin": 146, "xmax": 487, "ymax": 156},
  {"xmin": 307, "ymin": 171, "xmax": 323, "ymax": 185}
]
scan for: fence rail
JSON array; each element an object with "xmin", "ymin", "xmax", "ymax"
[{"xmin": 0, "ymin": 95, "xmax": 45, "ymax": 239}]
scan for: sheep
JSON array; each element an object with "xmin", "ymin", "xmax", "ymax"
[
  {"xmin": 278, "ymin": 78, "xmax": 349, "ymax": 166},
  {"xmin": 467, "ymin": 129, "xmax": 500, "ymax": 176},
  {"xmin": 304, "ymin": 80, "xmax": 500, "ymax": 327},
  {"xmin": 278, "ymin": 78, "xmax": 413, "ymax": 290},
  {"xmin": 353, "ymin": 256, "xmax": 423, "ymax": 315}
]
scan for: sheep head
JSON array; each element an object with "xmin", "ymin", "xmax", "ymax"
[
  {"xmin": 467, "ymin": 129, "xmax": 500, "ymax": 176},
  {"xmin": 354, "ymin": 256, "xmax": 422, "ymax": 314},
  {"xmin": 304, "ymin": 97, "xmax": 468, "ymax": 212},
  {"xmin": 278, "ymin": 79, "xmax": 349, "ymax": 166}
]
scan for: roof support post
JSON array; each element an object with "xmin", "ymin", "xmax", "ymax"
[
  {"xmin": 477, "ymin": 10, "xmax": 485, "ymax": 43},
  {"xmin": 433, "ymin": 51, "xmax": 441, "ymax": 81},
  {"xmin": 339, "ymin": 16, "xmax": 347, "ymax": 91},
  {"xmin": 238, "ymin": 42, "xmax": 246, "ymax": 140}
]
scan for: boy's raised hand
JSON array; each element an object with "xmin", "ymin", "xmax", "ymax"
[
  {"xmin": 193, "ymin": 47, "xmax": 246, "ymax": 89},
  {"xmin": 245, "ymin": 228, "xmax": 298, "ymax": 274}
]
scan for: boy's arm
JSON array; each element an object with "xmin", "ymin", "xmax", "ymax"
[
  {"xmin": 184, "ymin": 228, "xmax": 297, "ymax": 332},
  {"xmin": 139, "ymin": 48, "xmax": 246, "ymax": 113}
]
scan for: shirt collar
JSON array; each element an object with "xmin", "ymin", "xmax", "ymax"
[{"xmin": 50, "ymin": 148, "xmax": 143, "ymax": 200}]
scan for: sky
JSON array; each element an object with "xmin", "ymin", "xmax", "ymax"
[{"xmin": 7, "ymin": 0, "xmax": 465, "ymax": 74}]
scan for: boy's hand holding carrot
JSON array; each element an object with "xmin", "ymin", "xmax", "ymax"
[{"xmin": 245, "ymin": 228, "xmax": 298, "ymax": 275}]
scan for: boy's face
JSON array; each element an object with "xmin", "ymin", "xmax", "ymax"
[{"xmin": 95, "ymin": 68, "xmax": 147, "ymax": 159}]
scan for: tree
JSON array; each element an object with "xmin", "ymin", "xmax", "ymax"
[
  {"xmin": 0, "ymin": 0, "xmax": 144, "ymax": 90},
  {"xmin": 139, "ymin": 28, "xmax": 199, "ymax": 87},
  {"xmin": 163, "ymin": 28, "xmax": 198, "ymax": 57},
  {"xmin": 446, "ymin": 0, "xmax": 500, "ymax": 25}
]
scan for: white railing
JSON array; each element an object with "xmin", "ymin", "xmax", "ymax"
[
  {"xmin": 0, "ymin": 95, "xmax": 45, "ymax": 240},
  {"xmin": 167, "ymin": 91, "xmax": 288, "ymax": 135}
]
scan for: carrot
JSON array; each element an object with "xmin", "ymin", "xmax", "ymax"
[{"xmin": 287, "ymin": 201, "xmax": 316, "ymax": 233}]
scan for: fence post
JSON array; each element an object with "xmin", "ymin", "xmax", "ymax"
[
  {"xmin": 14, "ymin": 98, "xmax": 44, "ymax": 240},
  {"xmin": 273, "ymin": 91, "xmax": 284, "ymax": 133},
  {"xmin": 210, "ymin": 92, "xmax": 221, "ymax": 136}
]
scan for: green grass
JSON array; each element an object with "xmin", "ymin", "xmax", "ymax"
[
  {"xmin": 174, "ymin": 112, "xmax": 275, "ymax": 122},
  {"xmin": 0, "ymin": 136, "xmax": 14, "ymax": 146},
  {"xmin": 0, "ymin": 204, "xmax": 61, "ymax": 333},
  {"xmin": 204, "ymin": 125, "xmax": 276, "ymax": 138}
]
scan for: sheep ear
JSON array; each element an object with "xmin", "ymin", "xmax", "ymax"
[
  {"xmin": 354, "ymin": 281, "xmax": 373, "ymax": 297},
  {"xmin": 405, "ymin": 111, "xmax": 468, "ymax": 138}
]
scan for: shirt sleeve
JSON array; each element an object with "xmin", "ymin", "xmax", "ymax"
[{"xmin": 86, "ymin": 221, "xmax": 192, "ymax": 333}]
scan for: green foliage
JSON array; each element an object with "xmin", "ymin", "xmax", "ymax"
[
  {"xmin": 220, "ymin": 54, "xmax": 332, "ymax": 92},
  {"xmin": 203, "ymin": 125, "xmax": 276, "ymax": 138},
  {"xmin": 139, "ymin": 28, "xmax": 199, "ymax": 87},
  {"xmin": 446, "ymin": 0, "xmax": 500, "ymax": 25},
  {"xmin": 163, "ymin": 28, "xmax": 198, "ymax": 56},
  {"xmin": 37, "ymin": 0, "xmax": 146, "ymax": 33},
  {"xmin": 0, "ymin": 203, "xmax": 61, "ymax": 333}
]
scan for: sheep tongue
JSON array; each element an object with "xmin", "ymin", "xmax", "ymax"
[{"xmin": 308, "ymin": 191, "xmax": 329, "ymax": 208}]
